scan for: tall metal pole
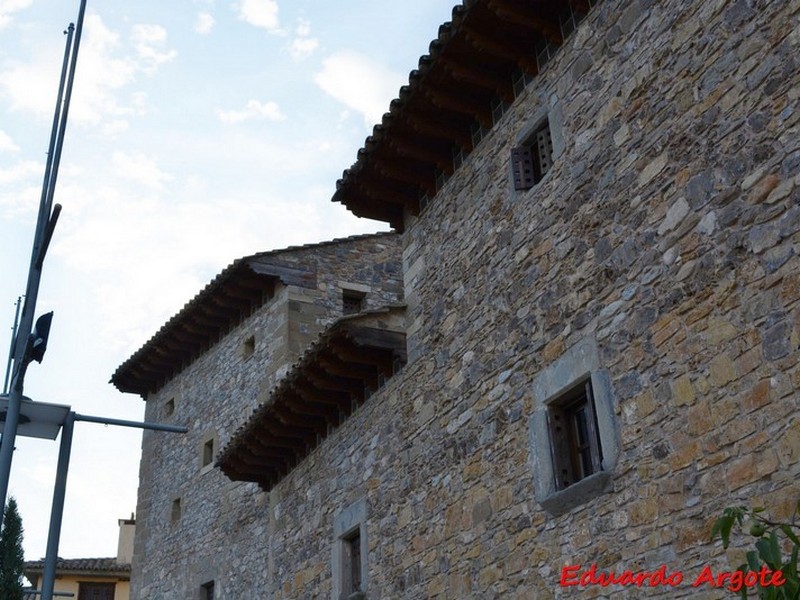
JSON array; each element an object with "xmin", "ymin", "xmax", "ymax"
[
  {"xmin": 40, "ymin": 413, "xmax": 187, "ymax": 599},
  {"xmin": 40, "ymin": 412, "xmax": 74, "ymax": 600},
  {"xmin": 0, "ymin": 0, "xmax": 86, "ymax": 532}
]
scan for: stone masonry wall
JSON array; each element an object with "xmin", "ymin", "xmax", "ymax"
[
  {"xmin": 260, "ymin": 1, "xmax": 800, "ymax": 598},
  {"xmin": 130, "ymin": 233, "xmax": 402, "ymax": 599}
]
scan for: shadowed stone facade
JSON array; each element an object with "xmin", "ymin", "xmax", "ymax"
[
  {"xmin": 117, "ymin": 0, "xmax": 800, "ymax": 597},
  {"xmin": 114, "ymin": 234, "xmax": 402, "ymax": 599}
]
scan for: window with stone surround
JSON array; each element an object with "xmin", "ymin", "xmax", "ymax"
[
  {"xmin": 548, "ymin": 378, "xmax": 603, "ymax": 490},
  {"xmin": 333, "ymin": 499, "xmax": 368, "ymax": 600},
  {"xmin": 529, "ymin": 337, "xmax": 619, "ymax": 515},
  {"xmin": 342, "ymin": 290, "xmax": 365, "ymax": 315},
  {"xmin": 510, "ymin": 100, "xmax": 566, "ymax": 193},
  {"xmin": 199, "ymin": 430, "xmax": 218, "ymax": 472},
  {"xmin": 511, "ymin": 118, "xmax": 553, "ymax": 190}
]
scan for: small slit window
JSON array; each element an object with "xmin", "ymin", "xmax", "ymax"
[
  {"xmin": 343, "ymin": 530, "xmax": 362, "ymax": 596},
  {"xmin": 242, "ymin": 335, "xmax": 255, "ymax": 359},
  {"xmin": 511, "ymin": 118, "xmax": 553, "ymax": 190},
  {"xmin": 163, "ymin": 398, "xmax": 175, "ymax": 418},
  {"xmin": 171, "ymin": 498, "xmax": 182, "ymax": 524},
  {"xmin": 202, "ymin": 438, "xmax": 214, "ymax": 468}
]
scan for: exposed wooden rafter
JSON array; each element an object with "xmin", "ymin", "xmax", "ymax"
[
  {"xmin": 486, "ymin": 0, "xmax": 563, "ymax": 45},
  {"xmin": 218, "ymin": 309, "xmax": 407, "ymax": 488}
]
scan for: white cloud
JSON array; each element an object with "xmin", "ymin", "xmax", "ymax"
[
  {"xmin": 235, "ymin": 0, "xmax": 279, "ymax": 31},
  {"xmin": 131, "ymin": 24, "xmax": 177, "ymax": 72},
  {"xmin": 0, "ymin": 159, "xmax": 41, "ymax": 185},
  {"xmin": 0, "ymin": 0, "xmax": 32, "ymax": 29},
  {"xmin": 0, "ymin": 130, "xmax": 20, "ymax": 152},
  {"xmin": 111, "ymin": 151, "xmax": 173, "ymax": 189},
  {"xmin": 314, "ymin": 50, "xmax": 401, "ymax": 127},
  {"xmin": 0, "ymin": 14, "xmax": 172, "ymax": 129},
  {"xmin": 217, "ymin": 99, "xmax": 286, "ymax": 124},
  {"xmin": 195, "ymin": 12, "xmax": 215, "ymax": 34},
  {"xmin": 288, "ymin": 19, "xmax": 318, "ymax": 61}
]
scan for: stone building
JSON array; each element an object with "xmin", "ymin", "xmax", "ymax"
[
  {"xmin": 110, "ymin": 234, "xmax": 403, "ymax": 598},
  {"xmin": 117, "ymin": 0, "xmax": 799, "ymax": 597}
]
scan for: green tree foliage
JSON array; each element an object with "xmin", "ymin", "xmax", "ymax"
[
  {"xmin": 0, "ymin": 497, "xmax": 25, "ymax": 600},
  {"xmin": 712, "ymin": 500, "xmax": 800, "ymax": 599}
]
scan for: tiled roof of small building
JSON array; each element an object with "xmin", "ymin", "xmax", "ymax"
[
  {"xmin": 110, "ymin": 232, "xmax": 395, "ymax": 397},
  {"xmin": 332, "ymin": 0, "xmax": 589, "ymax": 231},
  {"xmin": 24, "ymin": 557, "xmax": 131, "ymax": 577},
  {"xmin": 217, "ymin": 305, "xmax": 406, "ymax": 490}
]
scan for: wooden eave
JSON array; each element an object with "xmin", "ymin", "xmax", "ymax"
[
  {"xmin": 217, "ymin": 306, "xmax": 406, "ymax": 489},
  {"xmin": 110, "ymin": 256, "xmax": 316, "ymax": 397},
  {"xmin": 332, "ymin": 0, "xmax": 583, "ymax": 231}
]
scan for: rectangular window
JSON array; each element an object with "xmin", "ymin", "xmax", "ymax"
[
  {"xmin": 202, "ymin": 438, "xmax": 214, "ymax": 467},
  {"xmin": 201, "ymin": 580, "xmax": 215, "ymax": 600},
  {"xmin": 171, "ymin": 497, "xmax": 182, "ymax": 524},
  {"xmin": 242, "ymin": 335, "xmax": 255, "ymax": 359},
  {"xmin": 163, "ymin": 398, "xmax": 175, "ymax": 418},
  {"xmin": 78, "ymin": 582, "xmax": 115, "ymax": 600},
  {"xmin": 511, "ymin": 119, "xmax": 553, "ymax": 190},
  {"xmin": 343, "ymin": 530, "xmax": 362, "ymax": 595},
  {"xmin": 342, "ymin": 291, "xmax": 365, "ymax": 315},
  {"xmin": 333, "ymin": 499, "xmax": 367, "ymax": 598},
  {"xmin": 548, "ymin": 379, "xmax": 603, "ymax": 491}
]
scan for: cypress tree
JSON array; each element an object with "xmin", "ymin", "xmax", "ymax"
[{"xmin": 0, "ymin": 497, "xmax": 25, "ymax": 600}]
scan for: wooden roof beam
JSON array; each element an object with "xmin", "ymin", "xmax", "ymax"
[
  {"xmin": 248, "ymin": 431, "xmax": 305, "ymax": 452},
  {"xmin": 260, "ymin": 417, "xmax": 318, "ymax": 447},
  {"xmin": 304, "ymin": 369, "xmax": 364, "ymax": 400},
  {"xmin": 328, "ymin": 339, "xmax": 396, "ymax": 370},
  {"xmin": 282, "ymin": 390, "xmax": 340, "ymax": 425},
  {"xmin": 463, "ymin": 25, "xmax": 539, "ymax": 75},
  {"xmin": 403, "ymin": 109, "xmax": 474, "ymax": 149},
  {"xmin": 317, "ymin": 355, "xmax": 378, "ymax": 388},
  {"xmin": 569, "ymin": 0, "xmax": 591, "ymax": 15},
  {"xmin": 353, "ymin": 169, "xmax": 422, "ymax": 200},
  {"xmin": 387, "ymin": 132, "xmax": 453, "ymax": 172},
  {"xmin": 422, "ymin": 84, "xmax": 494, "ymax": 129},
  {"xmin": 438, "ymin": 53, "xmax": 515, "ymax": 103},
  {"xmin": 487, "ymin": 0, "xmax": 564, "ymax": 45},
  {"xmin": 346, "ymin": 327, "xmax": 407, "ymax": 356},
  {"xmin": 351, "ymin": 179, "xmax": 420, "ymax": 211},
  {"xmin": 288, "ymin": 381, "xmax": 353, "ymax": 410},
  {"xmin": 369, "ymin": 156, "xmax": 433, "ymax": 186},
  {"xmin": 271, "ymin": 402, "xmax": 328, "ymax": 436}
]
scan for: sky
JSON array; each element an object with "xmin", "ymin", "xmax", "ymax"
[{"xmin": 0, "ymin": 0, "xmax": 457, "ymax": 561}]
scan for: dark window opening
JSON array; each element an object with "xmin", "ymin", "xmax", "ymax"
[
  {"xmin": 171, "ymin": 498, "xmax": 182, "ymax": 524},
  {"xmin": 202, "ymin": 438, "xmax": 214, "ymax": 467},
  {"xmin": 548, "ymin": 378, "xmax": 603, "ymax": 491},
  {"xmin": 511, "ymin": 119, "xmax": 553, "ymax": 191},
  {"xmin": 164, "ymin": 398, "xmax": 175, "ymax": 418},
  {"xmin": 78, "ymin": 582, "xmax": 115, "ymax": 600},
  {"xmin": 342, "ymin": 529, "xmax": 362, "ymax": 595},
  {"xmin": 242, "ymin": 335, "xmax": 255, "ymax": 359},
  {"xmin": 342, "ymin": 291, "xmax": 365, "ymax": 315},
  {"xmin": 201, "ymin": 580, "xmax": 214, "ymax": 600}
]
